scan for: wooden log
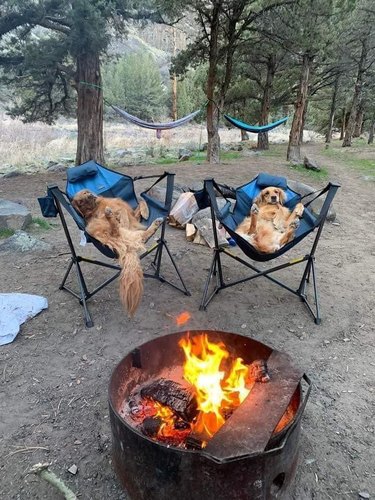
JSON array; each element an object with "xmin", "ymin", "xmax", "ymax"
[
  {"xmin": 185, "ymin": 223, "xmax": 196, "ymax": 242},
  {"xmin": 140, "ymin": 378, "xmax": 198, "ymax": 422}
]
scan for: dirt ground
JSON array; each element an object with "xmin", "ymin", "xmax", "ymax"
[{"xmin": 0, "ymin": 142, "xmax": 374, "ymax": 500}]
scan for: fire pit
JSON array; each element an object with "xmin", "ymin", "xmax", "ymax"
[{"xmin": 109, "ymin": 330, "xmax": 311, "ymax": 500}]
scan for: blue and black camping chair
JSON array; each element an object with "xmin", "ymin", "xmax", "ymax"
[
  {"xmin": 38, "ymin": 161, "xmax": 190, "ymax": 327},
  {"xmin": 196, "ymin": 173, "xmax": 340, "ymax": 324}
]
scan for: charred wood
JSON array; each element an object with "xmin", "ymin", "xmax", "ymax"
[{"xmin": 140, "ymin": 378, "xmax": 198, "ymax": 422}]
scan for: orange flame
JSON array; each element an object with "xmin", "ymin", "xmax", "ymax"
[
  {"xmin": 176, "ymin": 311, "xmax": 191, "ymax": 327},
  {"xmin": 179, "ymin": 333, "xmax": 250, "ymax": 439}
]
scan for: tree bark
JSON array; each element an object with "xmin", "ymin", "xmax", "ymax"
[
  {"xmin": 368, "ymin": 114, "xmax": 375, "ymax": 144},
  {"xmin": 299, "ymin": 99, "xmax": 308, "ymax": 145},
  {"xmin": 353, "ymin": 100, "xmax": 364, "ymax": 138},
  {"xmin": 342, "ymin": 38, "xmax": 368, "ymax": 147},
  {"xmin": 75, "ymin": 52, "xmax": 104, "ymax": 165},
  {"xmin": 325, "ymin": 77, "xmax": 339, "ymax": 143},
  {"xmin": 257, "ymin": 54, "xmax": 276, "ymax": 151},
  {"xmin": 287, "ymin": 53, "xmax": 312, "ymax": 162},
  {"xmin": 339, "ymin": 108, "xmax": 346, "ymax": 140},
  {"xmin": 206, "ymin": 2, "xmax": 221, "ymax": 164}
]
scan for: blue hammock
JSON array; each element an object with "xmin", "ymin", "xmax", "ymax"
[{"xmin": 224, "ymin": 115, "xmax": 288, "ymax": 133}]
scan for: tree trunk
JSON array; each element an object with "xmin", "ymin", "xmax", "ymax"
[
  {"xmin": 287, "ymin": 53, "xmax": 312, "ymax": 162},
  {"xmin": 75, "ymin": 52, "xmax": 104, "ymax": 165},
  {"xmin": 241, "ymin": 129, "xmax": 249, "ymax": 141},
  {"xmin": 325, "ymin": 77, "xmax": 339, "ymax": 143},
  {"xmin": 368, "ymin": 114, "xmax": 375, "ymax": 144},
  {"xmin": 343, "ymin": 38, "xmax": 368, "ymax": 147},
  {"xmin": 299, "ymin": 99, "xmax": 308, "ymax": 145},
  {"xmin": 339, "ymin": 108, "xmax": 346, "ymax": 140},
  {"xmin": 206, "ymin": 2, "xmax": 221, "ymax": 164},
  {"xmin": 257, "ymin": 55, "xmax": 276, "ymax": 151},
  {"xmin": 353, "ymin": 100, "xmax": 364, "ymax": 138}
]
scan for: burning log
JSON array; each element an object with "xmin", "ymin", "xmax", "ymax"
[
  {"xmin": 140, "ymin": 378, "xmax": 198, "ymax": 422},
  {"xmin": 247, "ymin": 359, "xmax": 270, "ymax": 384}
]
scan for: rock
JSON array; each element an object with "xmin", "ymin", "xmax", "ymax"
[
  {"xmin": 0, "ymin": 199, "xmax": 32, "ymax": 231},
  {"xmin": 363, "ymin": 175, "xmax": 375, "ymax": 182},
  {"xmin": 358, "ymin": 492, "xmax": 370, "ymax": 499},
  {"xmin": 47, "ymin": 163, "xmax": 67, "ymax": 173},
  {"xmin": 2, "ymin": 170, "xmax": 23, "ymax": 179},
  {"xmin": 0, "ymin": 230, "xmax": 52, "ymax": 253},
  {"xmin": 287, "ymin": 180, "xmax": 336, "ymax": 222},
  {"xmin": 67, "ymin": 464, "xmax": 78, "ymax": 475},
  {"xmin": 178, "ymin": 148, "xmax": 192, "ymax": 161},
  {"xmin": 303, "ymin": 156, "xmax": 321, "ymax": 172}
]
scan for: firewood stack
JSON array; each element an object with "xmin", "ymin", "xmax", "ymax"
[{"xmin": 169, "ymin": 192, "xmax": 231, "ymax": 248}]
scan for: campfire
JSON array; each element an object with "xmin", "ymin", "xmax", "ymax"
[
  {"xmin": 121, "ymin": 333, "xmax": 274, "ymax": 449},
  {"xmin": 109, "ymin": 330, "xmax": 311, "ymax": 499}
]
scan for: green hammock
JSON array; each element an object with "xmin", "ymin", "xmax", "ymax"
[{"xmin": 224, "ymin": 115, "xmax": 288, "ymax": 133}]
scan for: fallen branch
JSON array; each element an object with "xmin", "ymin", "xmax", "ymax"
[
  {"xmin": 5, "ymin": 446, "xmax": 50, "ymax": 458},
  {"xmin": 29, "ymin": 463, "xmax": 77, "ymax": 500}
]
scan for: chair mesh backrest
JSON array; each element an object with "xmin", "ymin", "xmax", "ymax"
[
  {"xmin": 66, "ymin": 160, "xmax": 138, "ymax": 209},
  {"xmin": 220, "ymin": 174, "xmax": 315, "ymax": 233}
]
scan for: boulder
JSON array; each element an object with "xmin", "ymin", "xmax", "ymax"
[
  {"xmin": 0, "ymin": 231, "xmax": 52, "ymax": 253},
  {"xmin": 47, "ymin": 163, "xmax": 67, "ymax": 173},
  {"xmin": 303, "ymin": 156, "xmax": 321, "ymax": 172},
  {"xmin": 0, "ymin": 199, "xmax": 32, "ymax": 231},
  {"xmin": 287, "ymin": 180, "xmax": 336, "ymax": 222}
]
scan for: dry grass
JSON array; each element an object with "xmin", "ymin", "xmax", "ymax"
[{"xmin": 0, "ymin": 112, "xmax": 324, "ymax": 174}]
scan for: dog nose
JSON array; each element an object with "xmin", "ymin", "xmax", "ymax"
[{"xmin": 271, "ymin": 195, "xmax": 277, "ymax": 202}]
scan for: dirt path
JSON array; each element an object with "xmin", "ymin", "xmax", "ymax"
[{"xmin": 0, "ymin": 142, "xmax": 374, "ymax": 499}]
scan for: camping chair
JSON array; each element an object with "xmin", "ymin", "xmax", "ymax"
[
  {"xmin": 197, "ymin": 173, "xmax": 340, "ymax": 324},
  {"xmin": 38, "ymin": 161, "xmax": 190, "ymax": 327}
]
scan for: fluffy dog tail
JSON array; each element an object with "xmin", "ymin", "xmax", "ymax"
[{"xmin": 117, "ymin": 248, "xmax": 144, "ymax": 317}]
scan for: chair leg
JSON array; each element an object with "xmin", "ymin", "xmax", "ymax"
[
  {"xmin": 200, "ymin": 249, "xmax": 225, "ymax": 310},
  {"xmin": 297, "ymin": 257, "xmax": 321, "ymax": 324},
  {"xmin": 60, "ymin": 257, "xmax": 94, "ymax": 328},
  {"xmin": 74, "ymin": 261, "xmax": 94, "ymax": 328},
  {"xmin": 145, "ymin": 238, "xmax": 190, "ymax": 296}
]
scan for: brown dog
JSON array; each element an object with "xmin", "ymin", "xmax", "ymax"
[
  {"xmin": 72, "ymin": 189, "xmax": 163, "ymax": 316},
  {"xmin": 235, "ymin": 186, "xmax": 304, "ymax": 253}
]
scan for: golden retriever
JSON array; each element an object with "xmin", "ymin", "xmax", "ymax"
[
  {"xmin": 72, "ymin": 189, "xmax": 163, "ymax": 316},
  {"xmin": 235, "ymin": 186, "xmax": 304, "ymax": 253}
]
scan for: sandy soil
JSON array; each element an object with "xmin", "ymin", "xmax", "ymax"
[{"xmin": 0, "ymin": 142, "xmax": 374, "ymax": 500}]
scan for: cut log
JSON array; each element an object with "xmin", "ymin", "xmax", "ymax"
[
  {"xmin": 186, "ymin": 223, "xmax": 196, "ymax": 242},
  {"xmin": 247, "ymin": 359, "xmax": 270, "ymax": 384},
  {"xmin": 140, "ymin": 378, "xmax": 198, "ymax": 422}
]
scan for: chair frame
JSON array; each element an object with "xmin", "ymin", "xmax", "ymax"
[
  {"xmin": 49, "ymin": 173, "xmax": 190, "ymax": 328},
  {"xmin": 200, "ymin": 179, "xmax": 340, "ymax": 325}
]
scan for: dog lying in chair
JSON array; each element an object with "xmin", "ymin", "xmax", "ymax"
[
  {"xmin": 72, "ymin": 189, "xmax": 163, "ymax": 316},
  {"xmin": 235, "ymin": 186, "xmax": 304, "ymax": 253}
]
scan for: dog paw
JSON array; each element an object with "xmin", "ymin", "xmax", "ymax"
[
  {"xmin": 138, "ymin": 200, "xmax": 149, "ymax": 220},
  {"xmin": 104, "ymin": 207, "xmax": 113, "ymax": 217},
  {"xmin": 294, "ymin": 203, "xmax": 304, "ymax": 217},
  {"xmin": 251, "ymin": 203, "xmax": 259, "ymax": 214},
  {"xmin": 290, "ymin": 218, "xmax": 300, "ymax": 229},
  {"xmin": 153, "ymin": 217, "xmax": 164, "ymax": 227}
]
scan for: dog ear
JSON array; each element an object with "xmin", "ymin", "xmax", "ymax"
[
  {"xmin": 254, "ymin": 190, "xmax": 265, "ymax": 206},
  {"xmin": 278, "ymin": 188, "xmax": 287, "ymax": 205}
]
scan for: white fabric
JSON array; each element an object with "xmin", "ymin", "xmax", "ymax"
[{"xmin": 0, "ymin": 293, "xmax": 48, "ymax": 345}]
